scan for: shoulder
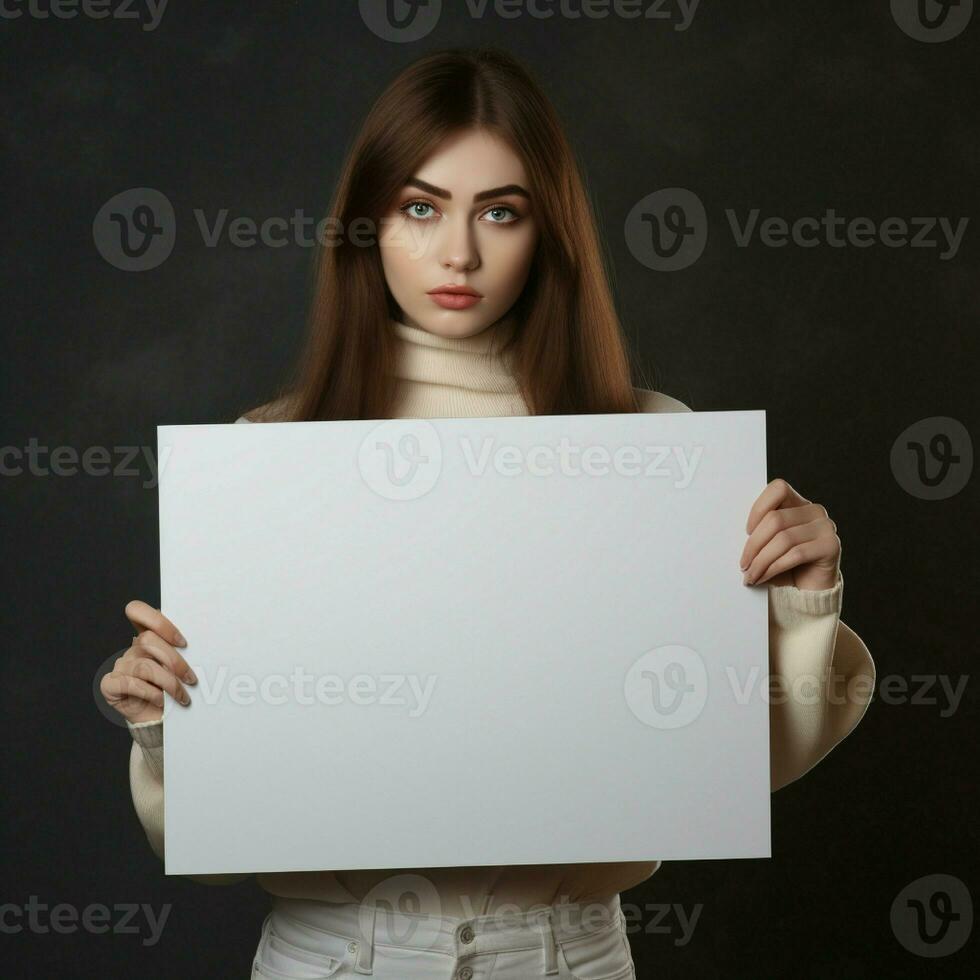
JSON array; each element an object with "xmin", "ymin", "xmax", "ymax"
[
  {"xmin": 632, "ymin": 386, "xmax": 693, "ymax": 414},
  {"xmin": 234, "ymin": 395, "xmax": 293, "ymax": 424}
]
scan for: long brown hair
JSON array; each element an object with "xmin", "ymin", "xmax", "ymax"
[{"xmin": 246, "ymin": 47, "xmax": 649, "ymax": 422}]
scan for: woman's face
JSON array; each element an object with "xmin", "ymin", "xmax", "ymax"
[{"xmin": 379, "ymin": 127, "xmax": 539, "ymax": 340}]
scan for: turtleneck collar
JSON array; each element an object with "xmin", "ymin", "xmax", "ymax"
[
  {"xmin": 390, "ymin": 312, "xmax": 518, "ymax": 356},
  {"xmin": 388, "ymin": 312, "xmax": 522, "ymax": 396}
]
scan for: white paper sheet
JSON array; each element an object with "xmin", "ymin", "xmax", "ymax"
[{"xmin": 158, "ymin": 409, "xmax": 769, "ymax": 875}]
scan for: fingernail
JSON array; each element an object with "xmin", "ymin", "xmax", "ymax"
[
  {"xmin": 743, "ymin": 573, "xmax": 754, "ymax": 585},
  {"xmin": 738, "ymin": 558, "xmax": 747, "ymax": 570},
  {"xmin": 180, "ymin": 690, "xmax": 190, "ymax": 705},
  {"xmin": 185, "ymin": 668, "xmax": 197, "ymax": 685},
  {"xmin": 175, "ymin": 631, "xmax": 187, "ymax": 647}
]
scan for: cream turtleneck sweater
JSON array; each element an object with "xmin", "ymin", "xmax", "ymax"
[{"xmin": 125, "ymin": 316, "xmax": 875, "ymax": 911}]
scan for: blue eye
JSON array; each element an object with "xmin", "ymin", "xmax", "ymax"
[
  {"xmin": 484, "ymin": 206, "xmax": 518, "ymax": 223},
  {"xmin": 401, "ymin": 201, "xmax": 436, "ymax": 221},
  {"xmin": 398, "ymin": 200, "xmax": 521, "ymax": 224}
]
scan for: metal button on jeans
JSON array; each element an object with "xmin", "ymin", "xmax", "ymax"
[
  {"xmin": 347, "ymin": 941, "xmax": 359, "ymax": 953},
  {"xmin": 459, "ymin": 925, "xmax": 475, "ymax": 944},
  {"xmin": 457, "ymin": 968, "xmax": 474, "ymax": 980}
]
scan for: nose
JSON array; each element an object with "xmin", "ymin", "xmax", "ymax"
[{"xmin": 440, "ymin": 215, "xmax": 479, "ymax": 273}]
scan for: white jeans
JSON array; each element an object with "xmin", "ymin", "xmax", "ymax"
[{"xmin": 251, "ymin": 893, "xmax": 636, "ymax": 979}]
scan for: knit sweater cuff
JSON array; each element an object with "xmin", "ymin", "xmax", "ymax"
[
  {"xmin": 127, "ymin": 718, "xmax": 164, "ymax": 781},
  {"xmin": 127, "ymin": 718, "xmax": 163, "ymax": 748},
  {"xmin": 768, "ymin": 570, "xmax": 843, "ymax": 626}
]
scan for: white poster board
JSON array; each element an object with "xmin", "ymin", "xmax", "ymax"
[{"xmin": 159, "ymin": 410, "xmax": 770, "ymax": 875}]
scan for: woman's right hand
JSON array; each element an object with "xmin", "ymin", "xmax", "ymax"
[{"xmin": 100, "ymin": 600, "xmax": 198, "ymax": 725}]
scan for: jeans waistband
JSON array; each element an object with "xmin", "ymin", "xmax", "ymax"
[{"xmin": 269, "ymin": 892, "xmax": 623, "ymax": 975}]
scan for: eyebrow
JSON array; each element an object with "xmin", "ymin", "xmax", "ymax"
[{"xmin": 405, "ymin": 178, "xmax": 530, "ymax": 203}]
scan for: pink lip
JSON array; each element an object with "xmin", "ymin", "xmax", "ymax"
[
  {"xmin": 429, "ymin": 292, "xmax": 481, "ymax": 310},
  {"xmin": 428, "ymin": 283, "xmax": 482, "ymax": 295}
]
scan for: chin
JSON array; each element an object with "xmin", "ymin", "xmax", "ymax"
[{"xmin": 415, "ymin": 309, "xmax": 497, "ymax": 339}]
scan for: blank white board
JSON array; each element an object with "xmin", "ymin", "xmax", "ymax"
[{"xmin": 159, "ymin": 410, "xmax": 770, "ymax": 875}]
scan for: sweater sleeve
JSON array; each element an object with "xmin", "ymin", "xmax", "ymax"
[
  {"xmin": 767, "ymin": 572, "xmax": 875, "ymax": 791},
  {"xmin": 633, "ymin": 387, "xmax": 876, "ymax": 790},
  {"xmin": 127, "ymin": 720, "xmax": 252, "ymax": 886}
]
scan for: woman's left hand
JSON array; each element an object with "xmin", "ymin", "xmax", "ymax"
[{"xmin": 739, "ymin": 478, "xmax": 841, "ymax": 591}]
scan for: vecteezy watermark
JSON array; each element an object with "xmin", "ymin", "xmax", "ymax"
[
  {"xmin": 358, "ymin": 420, "xmax": 443, "ymax": 501},
  {"xmin": 891, "ymin": 874, "xmax": 973, "ymax": 957},
  {"xmin": 193, "ymin": 209, "xmax": 379, "ymax": 251},
  {"xmin": 358, "ymin": 0, "xmax": 699, "ymax": 42},
  {"xmin": 93, "ymin": 189, "xmax": 443, "ymax": 271},
  {"xmin": 0, "ymin": 439, "xmax": 166, "ymax": 488},
  {"xmin": 94, "ymin": 648, "xmax": 138, "ymax": 729},
  {"xmin": 350, "ymin": 874, "xmax": 703, "ymax": 960},
  {"xmin": 95, "ymin": 653, "xmax": 439, "ymax": 728},
  {"xmin": 191, "ymin": 666, "xmax": 438, "ymax": 717},
  {"xmin": 890, "ymin": 417, "xmax": 973, "ymax": 500},
  {"xmin": 620, "ymin": 900, "xmax": 703, "ymax": 946},
  {"xmin": 625, "ymin": 189, "xmax": 970, "ymax": 270},
  {"xmin": 624, "ymin": 645, "xmax": 709, "ymax": 729},
  {"xmin": 726, "ymin": 667, "xmax": 966, "ymax": 718},
  {"xmin": 93, "ymin": 189, "xmax": 176, "ymax": 272},
  {"xmin": 725, "ymin": 210, "xmax": 969, "ymax": 259},
  {"xmin": 0, "ymin": 0, "xmax": 169, "ymax": 30},
  {"xmin": 875, "ymin": 673, "xmax": 969, "ymax": 718},
  {"xmin": 357, "ymin": 875, "xmax": 445, "ymax": 961},
  {"xmin": 891, "ymin": 0, "xmax": 974, "ymax": 42},
  {"xmin": 625, "ymin": 188, "xmax": 709, "ymax": 272},
  {"xmin": 358, "ymin": 420, "xmax": 705, "ymax": 501},
  {"xmin": 633, "ymin": 648, "xmax": 964, "ymax": 718},
  {"xmin": 0, "ymin": 897, "xmax": 171, "ymax": 946}
]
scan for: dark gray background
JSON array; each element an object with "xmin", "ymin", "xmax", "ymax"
[{"xmin": 2, "ymin": 1, "xmax": 976, "ymax": 977}]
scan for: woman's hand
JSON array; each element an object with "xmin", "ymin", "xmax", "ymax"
[
  {"xmin": 100, "ymin": 601, "xmax": 197, "ymax": 724},
  {"xmin": 739, "ymin": 478, "xmax": 841, "ymax": 591}
]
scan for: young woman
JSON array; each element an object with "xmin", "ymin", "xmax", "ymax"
[{"xmin": 102, "ymin": 47, "xmax": 875, "ymax": 980}]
